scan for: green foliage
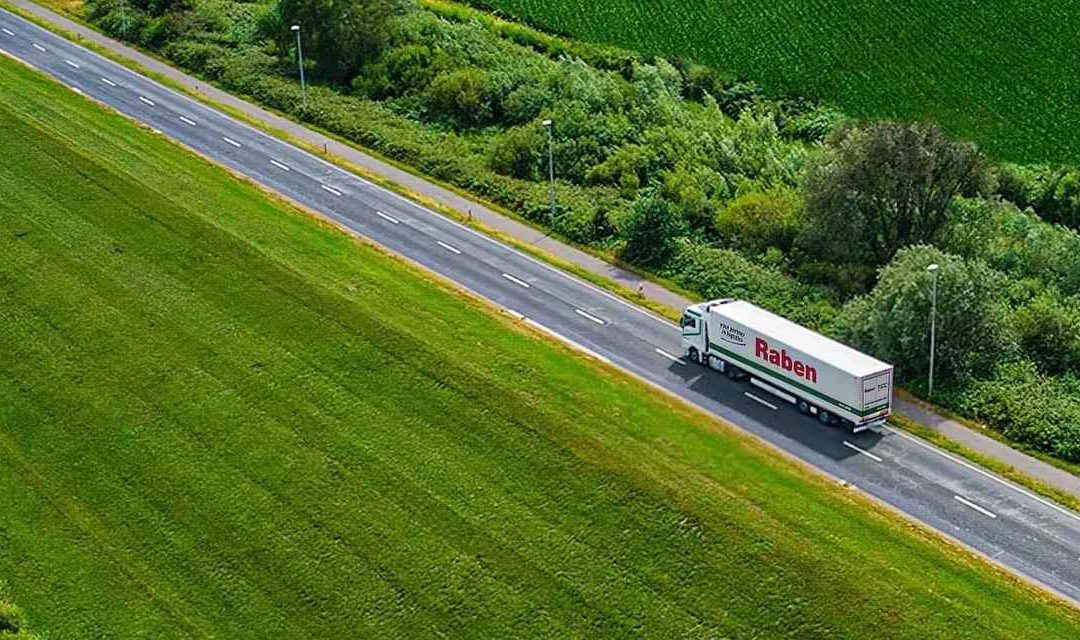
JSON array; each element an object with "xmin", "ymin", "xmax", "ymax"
[
  {"xmin": 836, "ymin": 246, "xmax": 1018, "ymax": 385},
  {"xmin": 276, "ymin": 0, "xmax": 410, "ymax": 83},
  {"xmin": 714, "ymin": 185, "xmax": 801, "ymax": 254},
  {"xmin": 957, "ymin": 363, "xmax": 1080, "ymax": 462},
  {"xmin": 0, "ymin": 601, "xmax": 24, "ymax": 634},
  {"xmin": 426, "ymin": 67, "xmax": 497, "ymax": 125},
  {"xmin": 996, "ymin": 163, "xmax": 1080, "ymax": 230},
  {"xmin": 799, "ymin": 122, "xmax": 983, "ymax": 272},
  {"xmin": 618, "ymin": 192, "xmax": 686, "ymax": 267},
  {"xmin": 488, "ymin": 124, "xmax": 544, "ymax": 180},
  {"xmin": 1014, "ymin": 291, "xmax": 1080, "ymax": 376},
  {"xmin": 664, "ymin": 241, "xmax": 837, "ymax": 330}
]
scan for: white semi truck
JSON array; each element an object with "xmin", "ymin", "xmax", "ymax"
[{"xmin": 681, "ymin": 299, "xmax": 893, "ymax": 433}]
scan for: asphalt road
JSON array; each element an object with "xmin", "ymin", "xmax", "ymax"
[{"xmin": 4, "ymin": 8, "xmax": 1080, "ymax": 605}]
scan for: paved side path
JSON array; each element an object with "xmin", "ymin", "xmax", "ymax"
[{"xmin": 16, "ymin": 0, "xmax": 1080, "ymax": 503}]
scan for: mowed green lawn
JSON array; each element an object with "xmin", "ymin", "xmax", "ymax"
[
  {"xmin": 474, "ymin": 0, "xmax": 1080, "ymax": 165},
  {"xmin": 0, "ymin": 57, "xmax": 1078, "ymax": 639}
]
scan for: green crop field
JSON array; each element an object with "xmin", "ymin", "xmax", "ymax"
[
  {"xmin": 472, "ymin": 0, "xmax": 1080, "ymax": 165},
  {"xmin": 1, "ymin": 56, "xmax": 1079, "ymax": 638}
]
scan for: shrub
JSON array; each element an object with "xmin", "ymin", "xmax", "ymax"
[
  {"xmin": 996, "ymin": 163, "xmax": 1080, "ymax": 230},
  {"xmin": 957, "ymin": 362, "xmax": 1080, "ymax": 462},
  {"xmin": 714, "ymin": 185, "xmax": 802, "ymax": 253},
  {"xmin": 427, "ymin": 68, "xmax": 497, "ymax": 126},
  {"xmin": 0, "ymin": 601, "xmax": 24, "ymax": 634},
  {"xmin": 488, "ymin": 124, "xmax": 544, "ymax": 180},
  {"xmin": 1013, "ymin": 291, "xmax": 1080, "ymax": 375},
  {"xmin": 618, "ymin": 193, "xmax": 686, "ymax": 267}
]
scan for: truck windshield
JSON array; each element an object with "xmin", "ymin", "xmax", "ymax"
[{"xmin": 681, "ymin": 314, "xmax": 697, "ymax": 329}]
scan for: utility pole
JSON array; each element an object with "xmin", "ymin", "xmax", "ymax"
[
  {"xmin": 927, "ymin": 263, "xmax": 940, "ymax": 398},
  {"xmin": 118, "ymin": 0, "xmax": 128, "ymax": 36},
  {"xmin": 542, "ymin": 119, "xmax": 556, "ymax": 223},
  {"xmin": 291, "ymin": 25, "xmax": 306, "ymax": 111}
]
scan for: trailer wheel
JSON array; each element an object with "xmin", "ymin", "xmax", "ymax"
[
  {"xmin": 688, "ymin": 347, "xmax": 700, "ymax": 365},
  {"xmin": 797, "ymin": 399, "xmax": 810, "ymax": 415},
  {"xmin": 726, "ymin": 365, "xmax": 741, "ymax": 381},
  {"xmin": 817, "ymin": 409, "xmax": 831, "ymax": 425}
]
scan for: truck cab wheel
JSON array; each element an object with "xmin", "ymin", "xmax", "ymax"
[
  {"xmin": 688, "ymin": 347, "xmax": 700, "ymax": 365},
  {"xmin": 817, "ymin": 410, "xmax": 831, "ymax": 425},
  {"xmin": 797, "ymin": 399, "xmax": 810, "ymax": 415}
]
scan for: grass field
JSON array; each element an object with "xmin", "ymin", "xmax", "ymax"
[
  {"xmin": 472, "ymin": 0, "xmax": 1080, "ymax": 165},
  {"xmin": 2, "ymin": 56, "xmax": 1080, "ymax": 638}
]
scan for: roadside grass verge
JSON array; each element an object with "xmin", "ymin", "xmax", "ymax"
[{"xmin": 2, "ymin": 52, "xmax": 1080, "ymax": 638}]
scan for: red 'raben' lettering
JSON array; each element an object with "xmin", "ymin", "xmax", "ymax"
[{"xmin": 755, "ymin": 338, "xmax": 817, "ymax": 383}]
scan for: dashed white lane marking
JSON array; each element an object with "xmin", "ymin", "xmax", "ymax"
[
  {"xmin": 375, "ymin": 211, "xmax": 399, "ymax": 224},
  {"xmin": 883, "ymin": 426, "xmax": 1080, "ymax": 525},
  {"xmin": 954, "ymin": 495, "xmax": 998, "ymax": 519},
  {"xmin": 138, "ymin": 95, "xmax": 155, "ymax": 106},
  {"xmin": 222, "ymin": 136, "xmax": 241, "ymax": 148},
  {"xmin": 179, "ymin": 115, "xmax": 197, "ymax": 126},
  {"xmin": 64, "ymin": 59, "xmax": 79, "ymax": 69},
  {"xmin": 32, "ymin": 43, "xmax": 45, "ymax": 52},
  {"xmin": 502, "ymin": 273, "xmax": 530, "ymax": 288},
  {"xmin": 744, "ymin": 392, "xmax": 778, "ymax": 410},
  {"xmin": 654, "ymin": 348, "xmax": 684, "ymax": 364},
  {"xmin": 574, "ymin": 308, "xmax": 606, "ymax": 325},
  {"xmin": 100, "ymin": 77, "xmax": 116, "ymax": 87},
  {"xmin": 437, "ymin": 240, "xmax": 461, "ymax": 255},
  {"xmin": 2, "ymin": 28, "xmax": 14, "ymax": 36},
  {"xmin": 321, "ymin": 184, "xmax": 343, "ymax": 196},
  {"xmin": 270, "ymin": 159, "xmax": 291, "ymax": 172},
  {"xmin": 843, "ymin": 440, "xmax": 883, "ymax": 462},
  {"xmin": 524, "ymin": 319, "xmax": 612, "ymax": 365}
]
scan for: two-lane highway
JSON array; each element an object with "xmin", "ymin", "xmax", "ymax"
[{"xmin": 4, "ymin": 7, "xmax": 1080, "ymax": 604}]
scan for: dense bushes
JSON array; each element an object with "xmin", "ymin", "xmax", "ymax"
[{"xmin": 0, "ymin": 600, "xmax": 38, "ymax": 638}]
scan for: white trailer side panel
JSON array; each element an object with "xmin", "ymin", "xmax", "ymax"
[{"xmin": 703, "ymin": 301, "xmax": 892, "ymax": 424}]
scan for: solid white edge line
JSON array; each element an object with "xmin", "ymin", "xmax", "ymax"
[
  {"xmin": 437, "ymin": 240, "xmax": 461, "ymax": 255},
  {"xmin": 883, "ymin": 425, "xmax": 1080, "ymax": 525},
  {"xmin": 321, "ymin": 184, "xmax": 342, "ymax": 196},
  {"xmin": 1, "ymin": 28, "xmax": 14, "ymax": 36},
  {"xmin": 270, "ymin": 159, "xmax": 291, "ymax": 172},
  {"xmin": 375, "ymin": 211, "xmax": 399, "ymax": 224},
  {"xmin": 503, "ymin": 308, "xmax": 525, "ymax": 321},
  {"xmin": 138, "ymin": 95, "xmax": 155, "ymax": 106},
  {"xmin": 100, "ymin": 77, "xmax": 115, "ymax": 86},
  {"xmin": 744, "ymin": 392, "xmax": 778, "ymax": 411},
  {"xmin": 843, "ymin": 440, "xmax": 883, "ymax": 463},
  {"xmin": 524, "ymin": 319, "xmax": 612, "ymax": 365},
  {"xmin": 179, "ymin": 115, "xmax": 196, "ymax": 126},
  {"xmin": 64, "ymin": 59, "xmax": 78, "ymax": 68},
  {"xmin": 654, "ymin": 348, "xmax": 684, "ymax": 364},
  {"xmin": 222, "ymin": 136, "xmax": 241, "ymax": 148},
  {"xmin": 32, "ymin": 43, "xmax": 44, "ymax": 51},
  {"xmin": 954, "ymin": 495, "xmax": 998, "ymax": 519},
  {"xmin": 574, "ymin": 308, "xmax": 606, "ymax": 325},
  {"xmin": 502, "ymin": 273, "xmax": 530, "ymax": 288}
]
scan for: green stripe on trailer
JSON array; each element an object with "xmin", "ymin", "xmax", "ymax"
[{"xmin": 708, "ymin": 342, "xmax": 886, "ymax": 418}]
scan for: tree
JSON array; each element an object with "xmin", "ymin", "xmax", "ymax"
[
  {"xmin": 836, "ymin": 245, "xmax": 1017, "ymax": 385},
  {"xmin": 277, "ymin": 0, "xmax": 410, "ymax": 83},
  {"xmin": 799, "ymin": 122, "xmax": 984, "ymax": 269},
  {"xmin": 619, "ymin": 193, "xmax": 687, "ymax": 268}
]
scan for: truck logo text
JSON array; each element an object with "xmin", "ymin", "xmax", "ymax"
[
  {"xmin": 755, "ymin": 338, "xmax": 817, "ymax": 383},
  {"xmin": 716, "ymin": 322, "xmax": 746, "ymax": 347}
]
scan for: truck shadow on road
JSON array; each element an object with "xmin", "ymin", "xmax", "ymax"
[{"xmin": 664, "ymin": 360, "xmax": 887, "ymax": 464}]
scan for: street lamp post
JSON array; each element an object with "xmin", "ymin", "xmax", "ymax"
[
  {"xmin": 291, "ymin": 25, "xmax": 306, "ymax": 111},
  {"xmin": 927, "ymin": 263, "xmax": 940, "ymax": 398},
  {"xmin": 542, "ymin": 119, "xmax": 556, "ymax": 222}
]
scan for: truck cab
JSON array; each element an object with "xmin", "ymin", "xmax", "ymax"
[{"xmin": 680, "ymin": 303, "xmax": 707, "ymax": 364}]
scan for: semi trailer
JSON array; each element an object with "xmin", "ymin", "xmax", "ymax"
[{"xmin": 681, "ymin": 299, "xmax": 893, "ymax": 433}]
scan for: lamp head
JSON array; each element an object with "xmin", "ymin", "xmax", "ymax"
[
  {"xmin": 927, "ymin": 263, "xmax": 939, "ymax": 273},
  {"xmin": 291, "ymin": 24, "xmax": 300, "ymax": 31}
]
